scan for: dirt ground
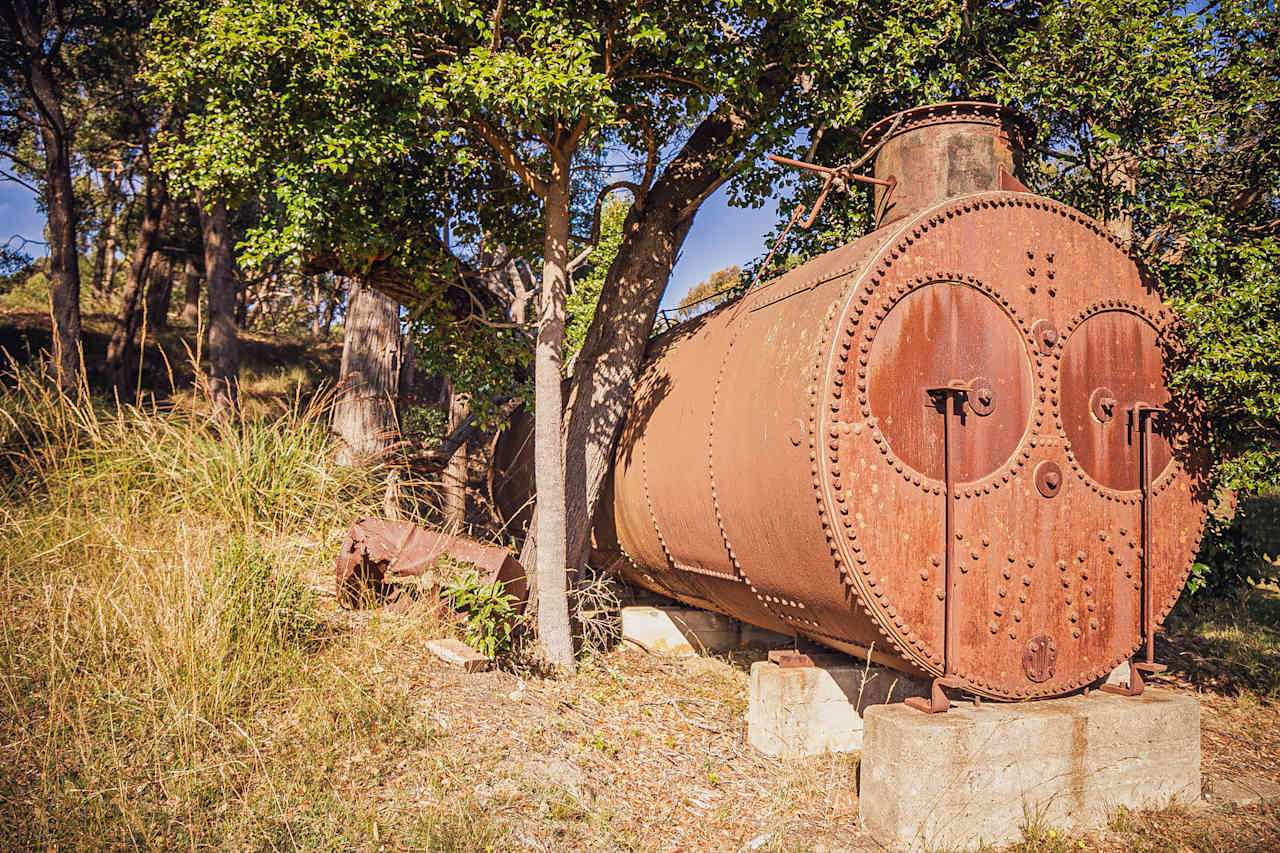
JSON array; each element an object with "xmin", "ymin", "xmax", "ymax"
[{"xmin": 326, "ymin": 590, "xmax": 1280, "ymax": 853}]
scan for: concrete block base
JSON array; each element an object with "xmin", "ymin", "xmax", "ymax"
[
  {"xmin": 748, "ymin": 659, "xmax": 930, "ymax": 757},
  {"xmin": 620, "ymin": 606, "xmax": 791, "ymax": 655},
  {"xmin": 860, "ymin": 689, "xmax": 1200, "ymax": 852}
]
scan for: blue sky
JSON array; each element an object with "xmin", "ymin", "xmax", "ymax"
[
  {"xmin": 0, "ymin": 177, "xmax": 47, "ymax": 258},
  {"xmin": 662, "ymin": 186, "xmax": 779, "ymax": 310},
  {"xmin": 0, "ymin": 174, "xmax": 780, "ymax": 310}
]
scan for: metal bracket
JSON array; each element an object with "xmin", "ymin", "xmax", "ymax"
[
  {"xmin": 907, "ymin": 383, "xmax": 972, "ymax": 714},
  {"xmin": 905, "ymin": 676, "xmax": 968, "ymax": 714},
  {"xmin": 1102, "ymin": 404, "xmax": 1167, "ymax": 698}
]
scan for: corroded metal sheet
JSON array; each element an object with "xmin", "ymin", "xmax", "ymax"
[{"xmin": 335, "ymin": 517, "xmax": 527, "ymax": 609}]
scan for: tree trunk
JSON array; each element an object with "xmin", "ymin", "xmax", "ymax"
[
  {"xmin": 322, "ymin": 296, "xmax": 338, "ymax": 337},
  {"xmin": 105, "ymin": 176, "xmax": 168, "ymax": 390},
  {"xmin": 529, "ymin": 159, "xmax": 574, "ymax": 671},
  {"xmin": 310, "ymin": 278, "xmax": 323, "ymax": 338},
  {"xmin": 1101, "ymin": 145, "xmax": 1138, "ymax": 242},
  {"xmin": 332, "ymin": 280, "xmax": 401, "ymax": 465},
  {"xmin": 145, "ymin": 253, "xmax": 174, "ymax": 331},
  {"xmin": 197, "ymin": 192, "xmax": 240, "ymax": 420},
  {"xmin": 90, "ymin": 176, "xmax": 121, "ymax": 296},
  {"xmin": 520, "ymin": 108, "xmax": 748, "ymax": 580},
  {"xmin": 444, "ymin": 383, "xmax": 470, "ymax": 529},
  {"xmin": 101, "ymin": 220, "xmax": 120, "ymax": 294},
  {"xmin": 25, "ymin": 59, "xmax": 82, "ymax": 390},
  {"xmin": 181, "ymin": 254, "xmax": 201, "ymax": 326}
]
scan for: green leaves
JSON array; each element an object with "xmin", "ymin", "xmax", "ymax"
[{"xmin": 440, "ymin": 565, "xmax": 519, "ymax": 660}]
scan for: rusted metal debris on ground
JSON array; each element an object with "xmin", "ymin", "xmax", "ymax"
[{"xmin": 335, "ymin": 516, "xmax": 527, "ymax": 609}]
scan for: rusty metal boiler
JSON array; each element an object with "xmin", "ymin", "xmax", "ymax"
[{"xmin": 600, "ymin": 102, "xmax": 1212, "ymax": 703}]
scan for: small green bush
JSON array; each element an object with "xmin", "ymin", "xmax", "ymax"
[{"xmin": 441, "ymin": 565, "xmax": 518, "ymax": 659}]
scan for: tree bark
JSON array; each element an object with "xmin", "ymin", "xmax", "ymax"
[
  {"xmin": 180, "ymin": 254, "xmax": 201, "ymax": 326},
  {"xmin": 5, "ymin": 1, "xmax": 85, "ymax": 391},
  {"xmin": 444, "ymin": 383, "xmax": 470, "ymax": 529},
  {"xmin": 530, "ymin": 158, "xmax": 575, "ymax": 671},
  {"xmin": 332, "ymin": 280, "xmax": 402, "ymax": 465},
  {"xmin": 42, "ymin": 118, "xmax": 84, "ymax": 391},
  {"xmin": 105, "ymin": 175, "xmax": 168, "ymax": 390},
  {"xmin": 90, "ymin": 171, "xmax": 121, "ymax": 296},
  {"xmin": 197, "ymin": 192, "xmax": 240, "ymax": 420},
  {"xmin": 145, "ymin": 252, "xmax": 174, "ymax": 331},
  {"xmin": 310, "ymin": 278, "xmax": 323, "ymax": 338}
]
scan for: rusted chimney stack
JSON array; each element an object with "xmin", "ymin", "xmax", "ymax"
[{"xmin": 862, "ymin": 102, "xmax": 1032, "ymax": 227}]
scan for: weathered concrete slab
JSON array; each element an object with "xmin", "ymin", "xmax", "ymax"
[
  {"xmin": 748, "ymin": 660, "xmax": 930, "ymax": 757},
  {"xmin": 861, "ymin": 689, "xmax": 1200, "ymax": 852},
  {"xmin": 621, "ymin": 606, "xmax": 791, "ymax": 656}
]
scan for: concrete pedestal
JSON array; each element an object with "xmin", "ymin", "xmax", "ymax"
[
  {"xmin": 620, "ymin": 606, "xmax": 791, "ymax": 655},
  {"xmin": 860, "ymin": 689, "xmax": 1200, "ymax": 852},
  {"xmin": 748, "ymin": 660, "xmax": 930, "ymax": 757}
]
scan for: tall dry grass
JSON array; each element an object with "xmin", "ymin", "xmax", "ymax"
[{"xmin": 0, "ymin": 370, "xmax": 490, "ymax": 849}]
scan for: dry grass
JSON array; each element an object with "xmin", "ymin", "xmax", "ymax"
[
  {"xmin": 0, "ymin": 368, "xmax": 461, "ymax": 849},
  {"xmin": 2, "ymin": 364, "xmax": 1279, "ymax": 851}
]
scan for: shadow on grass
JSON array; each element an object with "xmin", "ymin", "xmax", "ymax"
[
  {"xmin": 1163, "ymin": 584, "xmax": 1280, "ymax": 697},
  {"xmin": 1160, "ymin": 492, "xmax": 1280, "ymax": 697}
]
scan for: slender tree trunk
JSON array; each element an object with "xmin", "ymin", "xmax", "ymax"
[
  {"xmin": 105, "ymin": 177, "xmax": 168, "ymax": 390},
  {"xmin": 444, "ymin": 383, "xmax": 470, "ymax": 528},
  {"xmin": 181, "ymin": 254, "xmax": 201, "ymax": 326},
  {"xmin": 90, "ymin": 180, "xmax": 120, "ymax": 297},
  {"xmin": 529, "ymin": 160, "xmax": 574, "ymax": 670},
  {"xmin": 517, "ymin": 109, "xmax": 746, "ymax": 581},
  {"xmin": 323, "ymin": 293, "xmax": 339, "ymax": 337},
  {"xmin": 101, "ymin": 221, "xmax": 120, "ymax": 294},
  {"xmin": 22, "ymin": 53, "xmax": 83, "ymax": 390},
  {"xmin": 310, "ymin": 278, "xmax": 323, "ymax": 338},
  {"xmin": 145, "ymin": 253, "xmax": 174, "ymax": 331},
  {"xmin": 332, "ymin": 280, "xmax": 401, "ymax": 465},
  {"xmin": 398, "ymin": 332, "xmax": 416, "ymax": 410},
  {"xmin": 197, "ymin": 192, "xmax": 240, "ymax": 420}
]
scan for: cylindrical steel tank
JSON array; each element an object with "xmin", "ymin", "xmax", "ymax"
[{"xmin": 597, "ymin": 102, "xmax": 1212, "ymax": 700}]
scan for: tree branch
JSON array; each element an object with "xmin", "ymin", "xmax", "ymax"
[
  {"xmin": 0, "ymin": 167, "xmax": 39, "ymax": 194},
  {"xmin": 472, "ymin": 117, "xmax": 550, "ymax": 197},
  {"xmin": 617, "ymin": 71, "xmax": 713, "ymax": 96},
  {"xmin": 488, "ymin": 0, "xmax": 506, "ymax": 50}
]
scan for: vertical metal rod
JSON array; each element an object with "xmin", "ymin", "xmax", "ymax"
[
  {"xmin": 1139, "ymin": 409, "xmax": 1156, "ymax": 665},
  {"xmin": 1101, "ymin": 404, "xmax": 1166, "ymax": 698},
  {"xmin": 907, "ymin": 384, "xmax": 967, "ymax": 713},
  {"xmin": 942, "ymin": 392, "xmax": 955, "ymax": 677}
]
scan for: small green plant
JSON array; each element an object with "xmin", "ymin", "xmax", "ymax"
[{"xmin": 441, "ymin": 565, "xmax": 518, "ymax": 659}]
